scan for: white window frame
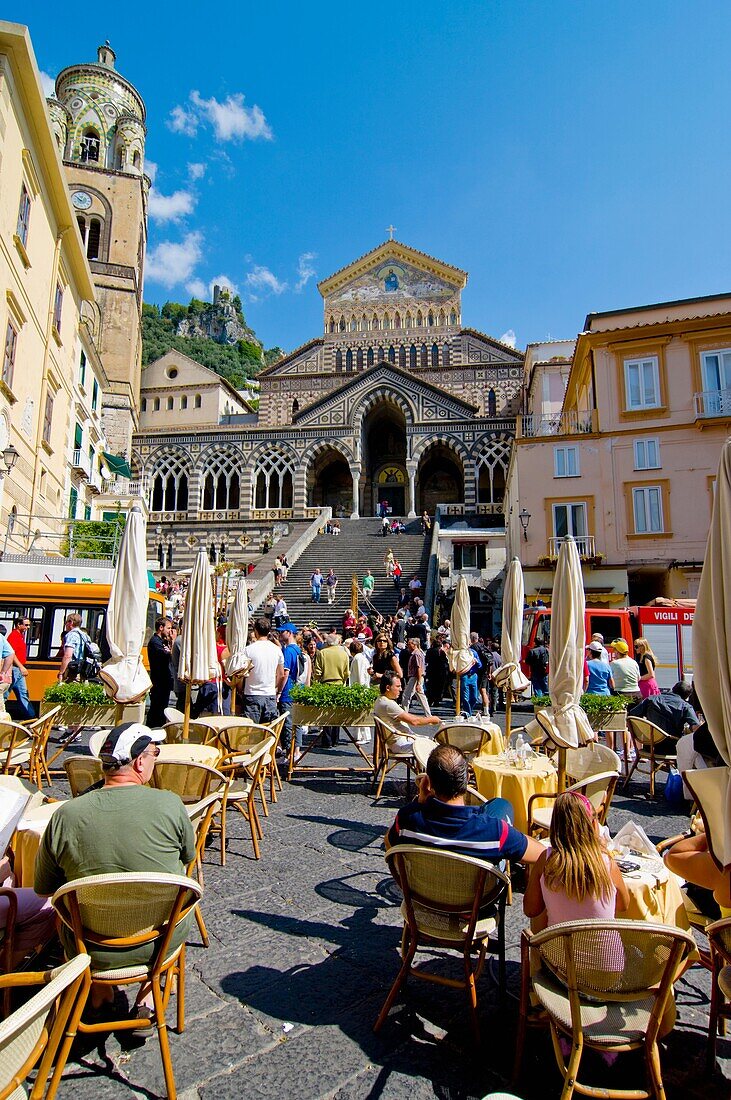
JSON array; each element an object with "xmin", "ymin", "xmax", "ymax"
[
  {"xmin": 624, "ymin": 356, "xmax": 660, "ymax": 410},
  {"xmin": 632, "ymin": 486, "xmax": 664, "ymax": 534},
  {"xmin": 701, "ymin": 348, "xmax": 731, "ymax": 391},
  {"xmin": 552, "ymin": 501, "xmax": 587, "ymax": 539},
  {"xmin": 553, "ymin": 444, "xmax": 580, "ymax": 478},
  {"xmin": 633, "ymin": 438, "xmax": 660, "ymax": 471}
]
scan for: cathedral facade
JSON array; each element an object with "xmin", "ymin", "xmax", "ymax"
[{"xmin": 135, "ymin": 240, "xmax": 523, "ymax": 534}]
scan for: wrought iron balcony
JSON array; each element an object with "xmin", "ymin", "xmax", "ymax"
[
  {"xmin": 518, "ymin": 409, "xmax": 597, "ymax": 438},
  {"xmin": 547, "ymin": 535, "xmax": 597, "ymax": 560},
  {"xmin": 71, "ymin": 449, "xmax": 90, "ymax": 478},
  {"xmin": 694, "ymin": 388, "xmax": 731, "ymax": 419}
]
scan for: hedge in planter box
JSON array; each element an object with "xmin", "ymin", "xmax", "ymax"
[{"xmin": 533, "ymin": 692, "xmax": 627, "ymax": 728}]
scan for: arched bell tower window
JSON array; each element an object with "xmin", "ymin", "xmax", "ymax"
[
  {"xmin": 357, "ymin": 348, "xmax": 364, "ymax": 370},
  {"xmin": 115, "ymin": 144, "xmax": 126, "ymax": 170},
  {"xmin": 80, "ymin": 128, "xmax": 100, "ymax": 163},
  {"xmin": 431, "ymin": 343, "xmax": 439, "ymax": 367},
  {"xmin": 388, "ymin": 345, "xmax": 396, "ymax": 364},
  {"xmin": 420, "ymin": 344, "xmax": 428, "ymax": 368},
  {"xmin": 399, "ymin": 346, "xmax": 406, "ymax": 369},
  {"xmin": 86, "ymin": 218, "xmax": 101, "ymax": 260},
  {"xmin": 335, "ymin": 349, "xmax": 343, "ymax": 372},
  {"xmin": 410, "ymin": 344, "xmax": 417, "ymax": 369},
  {"xmin": 132, "ymin": 151, "xmax": 141, "ymax": 169},
  {"xmin": 346, "ymin": 349, "xmax": 353, "ymax": 372},
  {"xmin": 487, "ymin": 388, "xmax": 497, "ymax": 417},
  {"xmin": 367, "ymin": 347, "xmax": 374, "ymax": 368}
]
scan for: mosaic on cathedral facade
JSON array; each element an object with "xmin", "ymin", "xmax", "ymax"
[{"xmin": 136, "ymin": 239, "xmax": 523, "ymax": 530}]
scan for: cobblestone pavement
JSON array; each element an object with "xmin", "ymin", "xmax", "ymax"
[{"xmin": 42, "ymin": 710, "xmax": 730, "ymax": 1099}]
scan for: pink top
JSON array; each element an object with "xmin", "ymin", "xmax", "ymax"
[{"xmin": 540, "ymin": 850, "xmax": 616, "ymax": 926}]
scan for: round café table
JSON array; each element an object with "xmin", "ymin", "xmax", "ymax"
[
  {"xmin": 157, "ymin": 743, "xmax": 221, "ymax": 768},
  {"xmin": 12, "ymin": 801, "xmax": 65, "ymax": 888},
  {"xmin": 472, "ymin": 753, "xmax": 557, "ymax": 833}
]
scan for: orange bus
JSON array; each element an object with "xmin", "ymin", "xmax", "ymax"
[{"xmin": 0, "ymin": 580, "xmax": 165, "ymax": 707}]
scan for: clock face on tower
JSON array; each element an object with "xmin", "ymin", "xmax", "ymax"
[{"xmin": 71, "ymin": 191, "xmax": 92, "ymax": 210}]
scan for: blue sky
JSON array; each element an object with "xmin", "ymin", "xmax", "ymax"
[{"xmin": 19, "ymin": 0, "xmax": 731, "ymax": 354}]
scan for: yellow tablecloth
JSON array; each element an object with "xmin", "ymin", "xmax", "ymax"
[
  {"xmin": 472, "ymin": 753, "xmax": 557, "ymax": 833},
  {"xmin": 620, "ymin": 856, "xmax": 692, "ymax": 930},
  {"xmin": 12, "ymin": 801, "xmax": 65, "ymax": 888},
  {"xmin": 157, "ymin": 743, "xmax": 221, "ymax": 767}
]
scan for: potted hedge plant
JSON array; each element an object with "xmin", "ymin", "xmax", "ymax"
[
  {"xmin": 533, "ymin": 692, "xmax": 627, "ymax": 731},
  {"xmin": 41, "ymin": 681, "xmax": 146, "ymax": 727},
  {"xmin": 290, "ymin": 683, "xmax": 378, "ymax": 729}
]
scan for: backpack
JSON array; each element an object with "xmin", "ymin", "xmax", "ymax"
[
  {"xmin": 474, "ymin": 642, "xmax": 491, "ymax": 673},
  {"xmin": 296, "ymin": 650, "xmax": 308, "ymax": 684},
  {"xmin": 64, "ymin": 630, "xmax": 102, "ymax": 682}
]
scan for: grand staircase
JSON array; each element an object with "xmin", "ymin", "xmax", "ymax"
[{"xmin": 260, "ymin": 518, "xmax": 431, "ymax": 630}]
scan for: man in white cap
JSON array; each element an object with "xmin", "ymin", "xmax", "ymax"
[{"xmin": 35, "ymin": 723, "xmax": 195, "ymax": 1019}]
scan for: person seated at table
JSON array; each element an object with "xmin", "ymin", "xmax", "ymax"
[
  {"xmin": 663, "ymin": 819, "xmax": 731, "ymax": 920},
  {"xmin": 0, "ymin": 854, "xmax": 56, "ymax": 968},
  {"xmin": 524, "ymin": 791, "xmax": 629, "ymax": 932},
  {"xmin": 629, "ymin": 681, "xmax": 700, "ymax": 739},
  {"xmin": 386, "ymin": 744, "xmax": 543, "ymax": 868},
  {"xmin": 374, "ymin": 670, "xmax": 441, "ymax": 750},
  {"xmin": 34, "ymin": 722, "xmax": 195, "ymax": 1022}
]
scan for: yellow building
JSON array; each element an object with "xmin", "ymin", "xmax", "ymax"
[
  {"xmin": 506, "ymin": 294, "xmax": 731, "ymax": 605},
  {"xmin": 0, "ymin": 21, "xmax": 112, "ymax": 548}
]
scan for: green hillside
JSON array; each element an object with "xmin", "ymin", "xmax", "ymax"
[{"xmin": 142, "ymin": 297, "xmax": 283, "ymax": 389}]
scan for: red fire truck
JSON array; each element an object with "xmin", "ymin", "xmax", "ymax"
[{"xmin": 520, "ymin": 599, "xmax": 695, "ymax": 689}]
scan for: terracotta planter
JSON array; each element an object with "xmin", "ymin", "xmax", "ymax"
[
  {"xmin": 40, "ymin": 700, "xmax": 145, "ymax": 727},
  {"xmin": 291, "ymin": 704, "xmax": 374, "ymax": 728}
]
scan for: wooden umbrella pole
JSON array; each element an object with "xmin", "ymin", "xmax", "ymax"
[
  {"xmin": 114, "ymin": 702, "xmax": 125, "ymax": 725},
  {"xmin": 557, "ymin": 746, "xmax": 566, "ymax": 792},
  {"xmin": 455, "ymin": 675, "xmax": 461, "ymax": 717},
  {"xmin": 182, "ymin": 681, "xmax": 191, "ymax": 742},
  {"xmin": 505, "ymin": 687, "xmax": 512, "ymax": 742}
]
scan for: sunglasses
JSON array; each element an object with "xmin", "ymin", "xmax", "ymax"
[{"xmin": 144, "ymin": 746, "xmax": 161, "ymax": 758}]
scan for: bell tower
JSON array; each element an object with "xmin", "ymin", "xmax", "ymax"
[{"xmin": 48, "ymin": 42, "xmax": 148, "ymax": 458}]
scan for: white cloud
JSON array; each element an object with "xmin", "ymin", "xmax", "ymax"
[
  {"xmin": 145, "ymin": 232, "xmax": 203, "ymax": 288},
  {"xmin": 39, "ymin": 70, "xmax": 55, "ymax": 98},
  {"xmin": 245, "ymin": 264, "xmax": 287, "ymax": 297},
  {"xmin": 168, "ymin": 103, "xmax": 198, "ymax": 137},
  {"xmin": 169, "ymin": 90, "xmax": 272, "ymax": 143},
  {"xmin": 187, "ymin": 162, "xmax": 206, "ymax": 180},
  {"xmin": 145, "ymin": 160, "xmax": 158, "ymax": 184},
  {"xmin": 148, "ymin": 187, "xmax": 196, "ymax": 223},
  {"xmin": 185, "ymin": 279, "xmax": 207, "ymax": 298},
  {"xmin": 295, "ymin": 251, "xmax": 317, "ymax": 292},
  {"xmin": 499, "ymin": 329, "xmax": 516, "ymax": 348}
]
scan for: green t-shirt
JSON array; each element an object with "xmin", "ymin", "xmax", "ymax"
[
  {"xmin": 362, "ymin": 574, "xmax": 375, "ymax": 592},
  {"xmin": 35, "ymin": 785, "xmax": 196, "ymax": 967}
]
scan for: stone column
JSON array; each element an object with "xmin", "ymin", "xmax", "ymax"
[
  {"xmin": 350, "ymin": 465, "xmax": 361, "ymax": 519},
  {"xmin": 406, "ymin": 464, "xmax": 417, "ymax": 519}
]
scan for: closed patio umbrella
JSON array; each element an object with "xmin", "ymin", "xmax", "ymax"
[
  {"xmin": 540, "ymin": 537, "xmax": 593, "ymax": 788},
  {"xmin": 225, "ymin": 574, "xmax": 251, "ymax": 712},
  {"xmin": 687, "ymin": 439, "xmax": 731, "ymax": 871},
  {"xmin": 99, "ymin": 503, "xmax": 152, "ymax": 717},
  {"xmin": 448, "ymin": 576, "xmax": 473, "ymax": 716},
  {"xmin": 499, "ymin": 557, "xmax": 532, "ymax": 739},
  {"xmin": 179, "ymin": 548, "xmax": 219, "ymax": 738}
]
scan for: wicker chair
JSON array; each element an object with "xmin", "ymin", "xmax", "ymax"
[
  {"xmin": 162, "ymin": 721, "xmax": 217, "ymax": 747},
  {"xmin": 261, "ymin": 713, "xmax": 286, "ymax": 807},
  {"xmin": 51, "ymin": 872, "xmax": 201, "ymax": 1100},
  {"xmin": 63, "ymin": 755, "xmax": 103, "ymax": 797},
  {"xmin": 373, "ymin": 717, "xmax": 433, "ymax": 801},
  {"xmin": 624, "ymin": 716, "xmax": 678, "ymax": 796},
  {"xmin": 707, "ymin": 916, "xmax": 731, "ymax": 1072},
  {"xmin": 185, "ymin": 792, "xmax": 223, "ymax": 949},
  {"xmin": 436, "ymin": 723, "xmax": 491, "ymax": 762},
  {"xmin": 0, "ymin": 721, "xmax": 33, "ymax": 776},
  {"xmin": 374, "ymin": 844, "xmax": 510, "ymax": 1043},
  {"xmin": 217, "ymin": 736, "xmax": 274, "ymax": 862},
  {"xmin": 0, "ymin": 953, "xmax": 90, "ymax": 1100},
  {"xmin": 150, "ymin": 759, "xmax": 227, "ymax": 806},
  {"xmin": 527, "ymin": 745, "xmax": 621, "ymax": 837},
  {"xmin": 514, "ymin": 918, "xmax": 696, "ymax": 1099},
  {"xmin": 19, "ymin": 708, "xmax": 62, "ymax": 789}
]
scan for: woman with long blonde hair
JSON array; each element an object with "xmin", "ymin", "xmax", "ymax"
[
  {"xmin": 524, "ymin": 792, "xmax": 629, "ymax": 929},
  {"xmin": 634, "ymin": 636, "xmax": 661, "ymax": 698}
]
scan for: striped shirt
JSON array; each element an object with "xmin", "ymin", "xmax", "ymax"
[{"xmin": 387, "ymin": 797, "xmax": 528, "ymax": 863}]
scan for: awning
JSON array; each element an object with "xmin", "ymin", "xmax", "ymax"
[{"xmin": 102, "ymin": 452, "xmax": 132, "ymax": 479}]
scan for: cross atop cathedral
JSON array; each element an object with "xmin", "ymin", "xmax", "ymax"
[{"xmin": 386, "ymin": 225, "xmax": 397, "ymax": 241}]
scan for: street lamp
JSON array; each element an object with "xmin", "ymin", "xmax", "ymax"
[
  {"xmin": 518, "ymin": 507, "xmax": 531, "ymax": 541},
  {"xmin": 1, "ymin": 445, "xmax": 18, "ymax": 476}
]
